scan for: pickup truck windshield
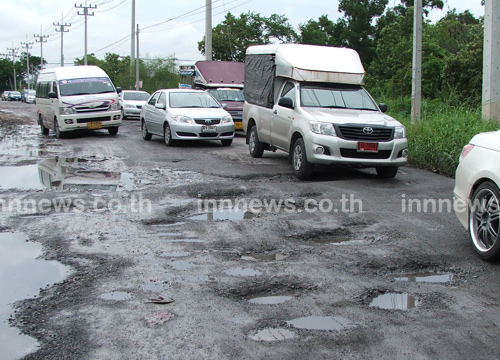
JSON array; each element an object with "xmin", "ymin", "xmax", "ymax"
[
  {"xmin": 169, "ymin": 92, "xmax": 220, "ymax": 108},
  {"xmin": 208, "ymin": 89, "xmax": 244, "ymax": 102},
  {"xmin": 59, "ymin": 77, "xmax": 115, "ymax": 96},
  {"xmin": 300, "ymin": 84, "xmax": 378, "ymax": 111}
]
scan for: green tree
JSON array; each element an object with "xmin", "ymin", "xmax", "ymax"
[
  {"xmin": 141, "ymin": 55, "xmax": 179, "ymax": 94},
  {"xmin": 198, "ymin": 12, "xmax": 297, "ymax": 62},
  {"xmin": 298, "ymin": 15, "xmax": 341, "ymax": 46}
]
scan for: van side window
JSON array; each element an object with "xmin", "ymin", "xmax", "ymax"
[
  {"xmin": 148, "ymin": 92, "xmax": 159, "ymax": 105},
  {"xmin": 36, "ymin": 82, "xmax": 50, "ymax": 99},
  {"xmin": 280, "ymin": 82, "xmax": 296, "ymax": 101}
]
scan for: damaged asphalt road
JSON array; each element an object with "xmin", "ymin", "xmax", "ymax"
[{"xmin": 1, "ymin": 100, "xmax": 500, "ymax": 360}]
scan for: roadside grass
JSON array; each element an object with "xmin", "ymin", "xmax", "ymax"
[{"xmin": 384, "ymin": 98, "xmax": 500, "ymax": 177}]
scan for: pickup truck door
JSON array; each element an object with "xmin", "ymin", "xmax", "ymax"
[{"xmin": 270, "ymin": 81, "xmax": 297, "ymax": 151}]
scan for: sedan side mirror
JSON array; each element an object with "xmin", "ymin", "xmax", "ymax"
[{"xmin": 155, "ymin": 103, "xmax": 166, "ymax": 110}]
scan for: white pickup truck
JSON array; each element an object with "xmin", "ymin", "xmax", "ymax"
[{"xmin": 242, "ymin": 44, "xmax": 408, "ymax": 179}]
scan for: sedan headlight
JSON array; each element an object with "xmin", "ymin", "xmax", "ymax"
[
  {"xmin": 172, "ymin": 115, "xmax": 195, "ymax": 124},
  {"xmin": 394, "ymin": 126, "xmax": 406, "ymax": 139},
  {"xmin": 221, "ymin": 115, "xmax": 233, "ymax": 124},
  {"xmin": 125, "ymin": 104, "xmax": 136, "ymax": 109},
  {"xmin": 60, "ymin": 107, "xmax": 76, "ymax": 115},
  {"xmin": 109, "ymin": 103, "xmax": 119, "ymax": 111},
  {"xmin": 310, "ymin": 121, "xmax": 336, "ymax": 136}
]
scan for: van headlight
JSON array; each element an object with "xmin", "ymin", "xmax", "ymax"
[
  {"xmin": 60, "ymin": 107, "xmax": 76, "ymax": 115},
  {"xmin": 310, "ymin": 121, "xmax": 336, "ymax": 136},
  {"xmin": 109, "ymin": 103, "xmax": 119, "ymax": 111},
  {"xmin": 394, "ymin": 126, "xmax": 406, "ymax": 139},
  {"xmin": 172, "ymin": 115, "xmax": 195, "ymax": 124},
  {"xmin": 221, "ymin": 115, "xmax": 233, "ymax": 124}
]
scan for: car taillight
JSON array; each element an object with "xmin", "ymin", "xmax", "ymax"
[{"xmin": 460, "ymin": 144, "xmax": 475, "ymax": 160}]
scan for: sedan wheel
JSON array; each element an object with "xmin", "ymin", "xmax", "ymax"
[
  {"xmin": 164, "ymin": 123, "xmax": 175, "ymax": 146},
  {"xmin": 469, "ymin": 181, "xmax": 500, "ymax": 260},
  {"xmin": 142, "ymin": 120, "xmax": 152, "ymax": 140}
]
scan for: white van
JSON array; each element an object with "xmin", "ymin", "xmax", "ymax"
[
  {"xmin": 242, "ymin": 44, "xmax": 409, "ymax": 179},
  {"xmin": 36, "ymin": 65, "xmax": 122, "ymax": 138}
]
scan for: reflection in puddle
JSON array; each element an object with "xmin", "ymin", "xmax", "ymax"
[
  {"xmin": 392, "ymin": 273, "xmax": 457, "ymax": 283},
  {"xmin": 0, "ymin": 165, "xmax": 45, "ymax": 190},
  {"xmin": 286, "ymin": 316, "xmax": 355, "ymax": 331},
  {"xmin": 99, "ymin": 291, "xmax": 132, "ymax": 301},
  {"xmin": 189, "ymin": 208, "xmax": 258, "ymax": 221},
  {"xmin": 369, "ymin": 293, "xmax": 419, "ymax": 310},
  {"xmin": 223, "ymin": 267, "xmax": 262, "ymax": 277},
  {"xmin": 241, "ymin": 253, "xmax": 289, "ymax": 261},
  {"xmin": 0, "ymin": 232, "xmax": 70, "ymax": 360},
  {"xmin": 249, "ymin": 328, "xmax": 297, "ymax": 342},
  {"xmin": 246, "ymin": 293, "xmax": 294, "ymax": 305},
  {"xmin": 169, "ymin": 260, "xmax": 196, "ymax": 271}
]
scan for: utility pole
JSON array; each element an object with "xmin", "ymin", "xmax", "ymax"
[
  {"xmin": 411, "ymin": 0, "xmax": 422, "ymax": 123},
  {"xmin": 136, "ymin": 24, "xmax": 140, "ymax": 90},
  {"xmin": 54, "ymin": 13, "xmax": 71, "ymax": 67},
  {"xmin": 482, "ymin": 0, "xmax": 500, "ymax": 120},
  {"xmin": 75, "ymin": 2, "xmax": 97, "ymax": 65},
  {"xmin": 34, "ymin": 30, "xmax": 49, "ymax": 70},
  {"xmin": 7, "ymin": 46, "xmax": 19, "ymax": 91},
  {"xmin": 205, "ymin": 0, "xmax": 212, "ymax": 60},
  {"xmin": 131, "ymin": 0, "xmax": 136, "ymax": 88},
  {"xmin": 20, "ymin": 38, "xmax": 33, "ymax": 89}
]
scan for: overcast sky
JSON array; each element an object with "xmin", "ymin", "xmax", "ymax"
[{"xmin": 0, "ymin": 0, "xmax": 485, "ymax": 69}]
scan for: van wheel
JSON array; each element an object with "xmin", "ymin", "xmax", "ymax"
[
  {"xmin": 376, "ymin": 166, "xmax": 398, "ymax": 178},
  {"xmin": 292, "ymin": 137, "xmax": 313, "ymax": 179},
  {"xmin": 54, "ymin": 119, "xmax": 64, "ymax": 139},
  {"xmin": 40, "ymin": 116, "xmax": 49, "ymax": 135},
  {"xmin": 108, "ymin": 127, "xmax": 119, "ymax": 135},
  {"xmin": 164, "ymin": 123, "xmax": 175, "ymax": 146},
  {"xmin": 142, "ymin": 120, "xmax": 152, "ymax": 140},
  {"xmin": 249, "ymin": 124, "xmax": 264, "ymax": 158}
]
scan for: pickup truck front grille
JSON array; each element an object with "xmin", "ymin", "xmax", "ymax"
[{"xmin": 336, "ymin": 125, "xmax": 393, "ymax": 141}]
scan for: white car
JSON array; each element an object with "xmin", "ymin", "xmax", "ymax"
[
  {"xmin": 454, "ymin": 130, "xmax": 500, "ymax": 260},
  {"xmin": 119, "ymin": 90, "xmax": 150, "ymax": 119},
  {"xmin": 140, "ymin": 89, "xmax": 235, "ymax": 146}
]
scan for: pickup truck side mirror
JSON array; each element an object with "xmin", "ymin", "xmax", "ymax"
[
  {"xmin": 48, "ymin": 91, "xmax": 58, "ymax": 99},
  {"xmin": 379, "ymin": 103, "xmax": 387, "ymax": 113},
  {"xmin": 278, "ymin": 97, "xmax": 294, "ymax": 109}
]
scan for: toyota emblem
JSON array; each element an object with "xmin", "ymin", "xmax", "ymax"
[
  {"xmin": 205, "ymin": 119, "xmax": 212, "ymax": 124},
  {"xmin": 363, "ymin": 127, "xmax": 374, "ymax": 135}
]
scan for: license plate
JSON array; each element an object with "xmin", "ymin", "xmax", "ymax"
[
  {"xmin": 201, "ymin": 125, "xmax": 217, "ymax": 132},
  {"xmin": 87, "ymin": 121, "xmax": 102, "ymax": 130},
  {"xmin": 234, "ymin": 121, "xmax": 243, "ymax": 130},
  {"xmin": 358, "ymin": 142, "xmax": 378, "ymax": 152}
]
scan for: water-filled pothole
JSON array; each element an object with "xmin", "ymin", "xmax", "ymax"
[
  {"xmin": 369, "ymin": 293, "xmax": 419, "ymax": 310},
  {"xmin": 0, "ymin": 165, "xmax": 44, "ymax": 190},
  {"xmin": 223, "ymin": 267, "xmax": 262, "ymax": 277},
  {"xmin": 189, "ymin": 208, "xmax": 258, "ymax": 221},
  {"xmin": 249, "ymin": 328, "xmax": 297, "ymax": 341},
  {"xmin": 391, "ymin": 272, "xmax": 457, "ymax": 283},
  {"xmin": 99, "ymin": 291, "xmax": 132, "ymax": 301},
  {"xmin": 241, "ymin": 253, "xmax": 289, "ymax": 261},
  {"xmin": 0, "ymin": 232, "xmax": 70, "ymax": 360},
  {"xmin": 246, "ymin": 293, "xmax": 294, "ymax": 305},
  {"xmin": 286, "ymin": 316, "xmax": 355, "ymax": 331}
]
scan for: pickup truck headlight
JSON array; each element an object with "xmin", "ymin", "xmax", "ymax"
[
  {"xmin": 394, "ymin": 126, "xmax": 406, "ymax": 139},
  {"xmin": 221, "ymin": 115, "xmax": 233, "ymax": 124},
  {"xmin": 172, "ymin": 115, "xmax": 195, "ymax": 124},
  {"xmin": 310, "ymin": 121, "xmax": 336, "ymax": 136},
  {"xmin": 60, "ymin": 107, "xmax": 76, "ymax": 115}
]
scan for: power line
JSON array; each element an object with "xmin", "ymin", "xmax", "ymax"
[{"xmin": 75, "ymin": 3, "xmax": 97, "ymax": 65}]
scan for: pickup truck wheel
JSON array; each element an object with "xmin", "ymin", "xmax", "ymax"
[
  {"xmin": 142, "ymin": 120, "xmax": 152, "ymax": 140},
  {"xmin": 164, "ymin": 123, "xmax": 175, "ymax": 146},
  {"xmin": 376, "ymin": 166, "xmax": 398, "ymax": 178},
  {"xmin": 249, "ymin": 125, "xmax": 264, "ymax": 158},
  {"xmin": 292, "ymin": 138, "xmax": 313, "ymax": 179}
]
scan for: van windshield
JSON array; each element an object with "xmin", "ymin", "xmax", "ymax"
[
  {"xmin": 58, "ymin": 77, "xmax": 115, "ymax": 96},
  {"xmin": 300, "ymin": 83, "xmax": 378, "ymax": 111}
]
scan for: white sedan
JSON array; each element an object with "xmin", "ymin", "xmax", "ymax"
[
  {"xmin": 140, "ymin": 89, "xmax": 235, "ymax": 146},
  {"xmin": 454, "ymin": 130, "xmax": 500, "ymax": 260}
]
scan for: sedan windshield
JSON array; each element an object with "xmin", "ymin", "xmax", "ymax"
[
  {"xmin": 300, "ymin": 83, "xmax": 378, "ymax": 111},
  {"xmin": 169, "ymin": 92, "xmax": 220, "ymax": 108},
  {"xmin": 59, "ymin": 77, "xmax": 115, "ymax": 96}
]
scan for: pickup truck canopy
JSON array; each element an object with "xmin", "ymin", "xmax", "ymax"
[{"xmin": 194, "ymin": 61, "xmax": 244, "ymax": 88}]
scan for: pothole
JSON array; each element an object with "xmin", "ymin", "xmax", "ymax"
[
  {"xmin": 369, "ymin": 293, "xmax": 420, "ymax": 310},
  {"xmin": 241, "ymin": 253, "xmax": 289, "ymax": 261},
  {"xmin": 249, "ymin": 328, "xmax": 297, "ymax": 342},
  {"xmin": 0, "ymin": 165, "xmax": 44, "ymax": 190},
  {"xmin": 246, "ymin": 292, "xmax": 295, "ymax": 305},
  {"xmin": 223, "ymin": 267, "xmax": 262, "ymax": 277},
  {"xmin": 391, "ymin": 272, "xmax": 457, "ymax": 283},
  {"xmin": 189, "ymin": 208, "xmax": 258, "ymax": 221},
  {"xmin": 99, "ymin": 291, "xmax": 132, "ymax": 301},
  {"xmin": 286, "ymin": 316, "xmax": 356, "ymax": 331}
]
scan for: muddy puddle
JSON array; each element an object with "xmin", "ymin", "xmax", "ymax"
[
  {"xmin": 223, "ymin": 267, "xmax": 262, "ymax": 277},
  {"xmin": 246, "ymin": 293, "xmax": 294, "ymax": 305},
  {"xmin": 241, "ymin": 253, "xmax": 289, "ymax": 261},
  {"xmin": 369, "ymin": 293, "xmax": 420, "ymax": 310},
  {"xmin": 0, "ymin": 232, "xmax": 71, "ymax": 360},
  {"xmin": 189, "ymin": 208, "xmax": 258, "ymax": 221},
  {"xmin": 0, "ymin": 165, "xmax": 45, "ymax": 190},
  {"xmin": 391, "ymin": 272, "xmax": 457, "ymax": 283},
  {"xmin": 249, "ymin": 328, "xmax": 297, "ymax": 342},
  {"xmin": 99, "ymin": 291, "xmax": 132, "ymax": 301},
  {"xmin": 286, "ymin": 315, "xmax": 356, "ymax": 331}
]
